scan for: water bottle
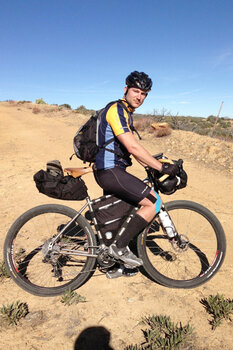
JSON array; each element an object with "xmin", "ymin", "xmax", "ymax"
[{"xmin": 158, "ymin": 209, "xmax": 176, "ymax": 238}]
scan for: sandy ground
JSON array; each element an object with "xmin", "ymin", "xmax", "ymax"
[{"xmin": 0, "ymin": 101, "xmax": 232, "ymax": 350}]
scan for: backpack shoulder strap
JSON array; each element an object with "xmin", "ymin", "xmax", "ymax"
[
  {"xmin": 116, "ymin": 99, "xmax": 142, "ymax": 140},
  {"xmin": 97, "ymin": 99, "xmax": 142, "ymax": 151}
]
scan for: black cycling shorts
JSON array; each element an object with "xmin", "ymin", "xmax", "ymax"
[{"xmin": 94, "ymin": 167, "xmax": 151, "ymax": 206}]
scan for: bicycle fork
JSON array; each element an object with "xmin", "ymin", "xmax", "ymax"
[
  {"xmin": 158, "ymin": 206, "xmax": 189, "ymax": 251},
  {"xmin": 158, "ymin": 206, "xmax": 177, "ymax": 239}
]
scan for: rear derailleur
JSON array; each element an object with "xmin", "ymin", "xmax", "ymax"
[{"xmin": 42, "ymin": 238, "xmax": 64, "ymax": 280}]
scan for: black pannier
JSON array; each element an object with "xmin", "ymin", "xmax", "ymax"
[
  {"xmin": 92, "ymin": 195, "xmax": 135, "ymax": 246},
  {"xmin": 33, "ymin": 169, "xmax": 88, "ymax": 200}
]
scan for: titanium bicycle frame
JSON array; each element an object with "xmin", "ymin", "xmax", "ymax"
[{"xmin": 45, "ymin": 177, "xmax": 162, "ymax": 259}]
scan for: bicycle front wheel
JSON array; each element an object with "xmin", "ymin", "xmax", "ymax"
[
  {"xmin": 137, "ymin": 200, "xmax": 226, "ymax": 288},
  {"xmin": 4, "ymin": 204, "xmax": 97, "ymax": 296}
]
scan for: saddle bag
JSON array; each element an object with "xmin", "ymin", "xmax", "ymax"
[
  {"xmin": 33, "ymin": 169, "xmax": 88, "ymax": 201},
  {"xmin": 92, "ymin": 195, "xmax": 135, "ymax": 246}
]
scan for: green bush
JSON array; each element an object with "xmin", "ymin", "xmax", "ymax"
[
  {"xmin": 75, "ymin": 105, "xmax": 95, "ymax": 115},
  {"xmin": 125, "ymin": 315, "xmax": 194, "ymax": 350},
  {"xmin": 207, "ymin": 115, "xmax": 216, "ymax": 124},
  {"xmin": 0, "ymin": 261, "xmax": 10, "ymax": 279},
  {"xmin": 35, "ymin": 98, "xmax": 46, "ymax": 104},
  {"xmin": 218, "ymin": 119, "xmax": 230, "ymax": 128},
  {"xmin": 17, "ymin": 100, "xmax": 32, "ymax": 104},
  {"xmin": 201, "ymin": 294, "xmax": 233, "ymax": 329},
  {"xmin": 75, "ymin": 105, "xmax": 89, "ymax": 114},
  {"xmin": 59, "ymin": 103, "xmax": 72, "ymax": 110},
  {"xmin": 60, "ymin": 289, "xmax": 87, "ymax": 306},
  {"xmin": 134, "ymin": 112, "xmax": 233, "ymax": 141},
  {"xmin": 0, "ymin": 301, "xmax": 29, "ymax": 325}
]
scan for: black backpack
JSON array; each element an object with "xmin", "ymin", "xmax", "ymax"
[{"xmin": 71, "ymin": 100, "xmax": 141, "ymax": 163}]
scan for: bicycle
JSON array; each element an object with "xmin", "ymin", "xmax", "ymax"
[{"xmin": 4, "ymin": 155, "xmax": 226, "ymax": 296}]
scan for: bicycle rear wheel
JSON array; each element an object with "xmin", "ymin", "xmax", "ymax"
[
  {"xmin": 4, "ymin": 204, "xmax": 97, "ymax": 296},
  {"xmin": 137, "ymin": 200, "xmax": 226, "ymax": 288}
]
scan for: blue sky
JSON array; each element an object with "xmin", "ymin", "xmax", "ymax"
[{"xmin": 1, "ymin": 0, "xmax": 232, "ymax": 117}]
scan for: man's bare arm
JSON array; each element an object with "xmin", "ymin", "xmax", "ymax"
[{"xmin": 117, "ymin": 132, "xmax": 162, "ymax": 171}]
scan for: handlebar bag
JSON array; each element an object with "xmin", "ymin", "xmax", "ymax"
[{"xmin": 33, "ymin": 170, "xmax": 88, "ymax": 200}]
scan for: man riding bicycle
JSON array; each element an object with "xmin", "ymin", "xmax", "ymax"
[{"xmin": 94, "ymin": 71, "xmax": 179, "ymax": 278}]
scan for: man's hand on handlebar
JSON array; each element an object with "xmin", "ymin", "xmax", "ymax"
[{"xmin": 160, "ymin": 163, "xmax": 179, "ymax": 177}]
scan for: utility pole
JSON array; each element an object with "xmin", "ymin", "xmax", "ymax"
[{"xmin": 209, "ymin": 101, "xmax": 224, "ymax": 137}]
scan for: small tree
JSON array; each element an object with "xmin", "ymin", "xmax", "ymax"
[
  {"xmin": 35, "ymin": 98, "xmax": 46, "ymax": 104},
  {"xmin": 75, "ymin": 105, "xmax": 90, "ymax": 115}
]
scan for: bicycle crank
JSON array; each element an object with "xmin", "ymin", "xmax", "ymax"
[{"xmin": 97, "ymin": 247, "xmax": 115, "ymax": 268}]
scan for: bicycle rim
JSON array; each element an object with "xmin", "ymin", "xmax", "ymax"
[
  {"xmin": 4, "ymin": 204, "xmax": 97, "ymax": 296},
  {"xmin": 137, "ymin": 200, "xmax": 226, "ymax": 288}
]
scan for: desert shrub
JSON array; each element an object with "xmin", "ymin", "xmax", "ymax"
[
  {"xmin": 197, "ymin": 121, "xmax": 210, "ymax": 129},
  {"xmin": 125, "ymin": 315, "xmax": 194, "ymax": 350},
  {"xmin": 218, "ymin": 119, "xmax": 231, "ymax": 128},
  {"xmin": 134, "ymin": 118, "xmax": 172, "ymax": 136},
  {"xmin": 75, "ymin": 105, "xmax": 90, "ymax": 115},
  {"xmin": 211, "ymin": 127, "xmax": 233, "ymax": 140},
  {"xmin": 194, "ymin": 127, "xmax": 209, "ymax": 136},
  {"xmin": 60, "ymin": 289, "xmax": 86, "ymax": 306},
  {"xmin": 0, "ymin": 301, "xmax": 29, "ymax": 325},
  {"xmin": 134, "ymin": 118, "xmax": 154, "ymax": 132},
  {"xmin": 32, "ymin": 107, "xmax": 41, "ymax": 114},
  {"xmin": 0, "ymin": 261, "xmax": 10, "ymax": 279},
  {"xmin": 75, "ymin": 105, "xmax": 95, "ymax": 115},
  {"xmin": 201, "ymin": 294, "xmax": 233, "ymax": 329},
  {"xmin": 207, "ymin": 115, "xmax": 216, "ymax": 124},
  {"xmin": 59, "ymin": 103, "xmax": 72, "ymax": 110},
  {"xmin": 17, "ymin": 100, "xmax": 32, "ymax": 104},
  {"xmin": 35, "ymin": 98, "xmax": 46, "ymax": 104}
]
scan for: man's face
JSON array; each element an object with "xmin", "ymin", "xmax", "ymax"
[{"xmin": 124, "ymin": 87, "xmax": 147, "ymax": 109}]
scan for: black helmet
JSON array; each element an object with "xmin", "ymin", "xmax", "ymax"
[{"xmin": 125, "ymin": 71, "xmax": 152, "ymax": 91}]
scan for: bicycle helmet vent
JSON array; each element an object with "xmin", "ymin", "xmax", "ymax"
[{"xmin": 126, "ymin": 71, "xmax": 152, "ymax": 91}]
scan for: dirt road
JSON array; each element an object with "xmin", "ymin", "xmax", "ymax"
[{"xmin": 0, "ymin": 102, "xmax": 232, "ymax": 349}]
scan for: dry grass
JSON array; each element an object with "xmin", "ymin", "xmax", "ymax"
[
  {"xmin": 8, "ymin": 100, "xmax": 16, "ymax": 105},
  {"xmin": 32, "ymin": 106, "xmax": 41, "ymax": 114},
  {"xmin": 134, "ymin": 118, "xmax": 172, "ymax": 137},
  {"xmin": 134, "ymin": 118, "xmax": 156, "ymax": 133}
]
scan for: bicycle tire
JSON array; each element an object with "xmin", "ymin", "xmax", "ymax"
[
  {"xmin": 137, "ymin": 200, "xmax": 226, "ymax": 289},
  {"xmin": 4, "ymin": 204, "xmax": 97, "ymax": 296}
]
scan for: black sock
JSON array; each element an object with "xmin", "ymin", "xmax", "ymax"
[{"xmin": 116, "ymin": 214, "xmax": 148, "ymax": 249}]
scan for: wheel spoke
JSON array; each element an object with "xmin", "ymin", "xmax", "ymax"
[
  {"xmin": 4, "ymin": 204, "xmax": 96, "ymax": 296},
  {"xmin": 138, "ymin": 200, "xmax": 226, "ymax": 288}
]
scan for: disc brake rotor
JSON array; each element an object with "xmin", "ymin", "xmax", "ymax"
[{"xmin": 171, "ymin": 234, "xmax": 189, "ymax": 252}]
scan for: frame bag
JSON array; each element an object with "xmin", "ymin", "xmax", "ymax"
[{"xmin": 92, "ymin": 195, "xmax": 135, "ymax": 246}]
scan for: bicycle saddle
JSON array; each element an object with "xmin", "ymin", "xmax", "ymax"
[{"xmin": 64, "ymin": 167, "xmax": 93, "ymax": 178}]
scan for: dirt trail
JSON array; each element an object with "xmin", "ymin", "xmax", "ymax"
[{"xmin": 0, "ymin": 102, "xmax": 232, "ymax": 350}]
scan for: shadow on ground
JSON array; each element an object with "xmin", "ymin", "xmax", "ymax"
[{"xmin": 74, "ymin": 326, "xmax": 114, "ymax": 350}]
